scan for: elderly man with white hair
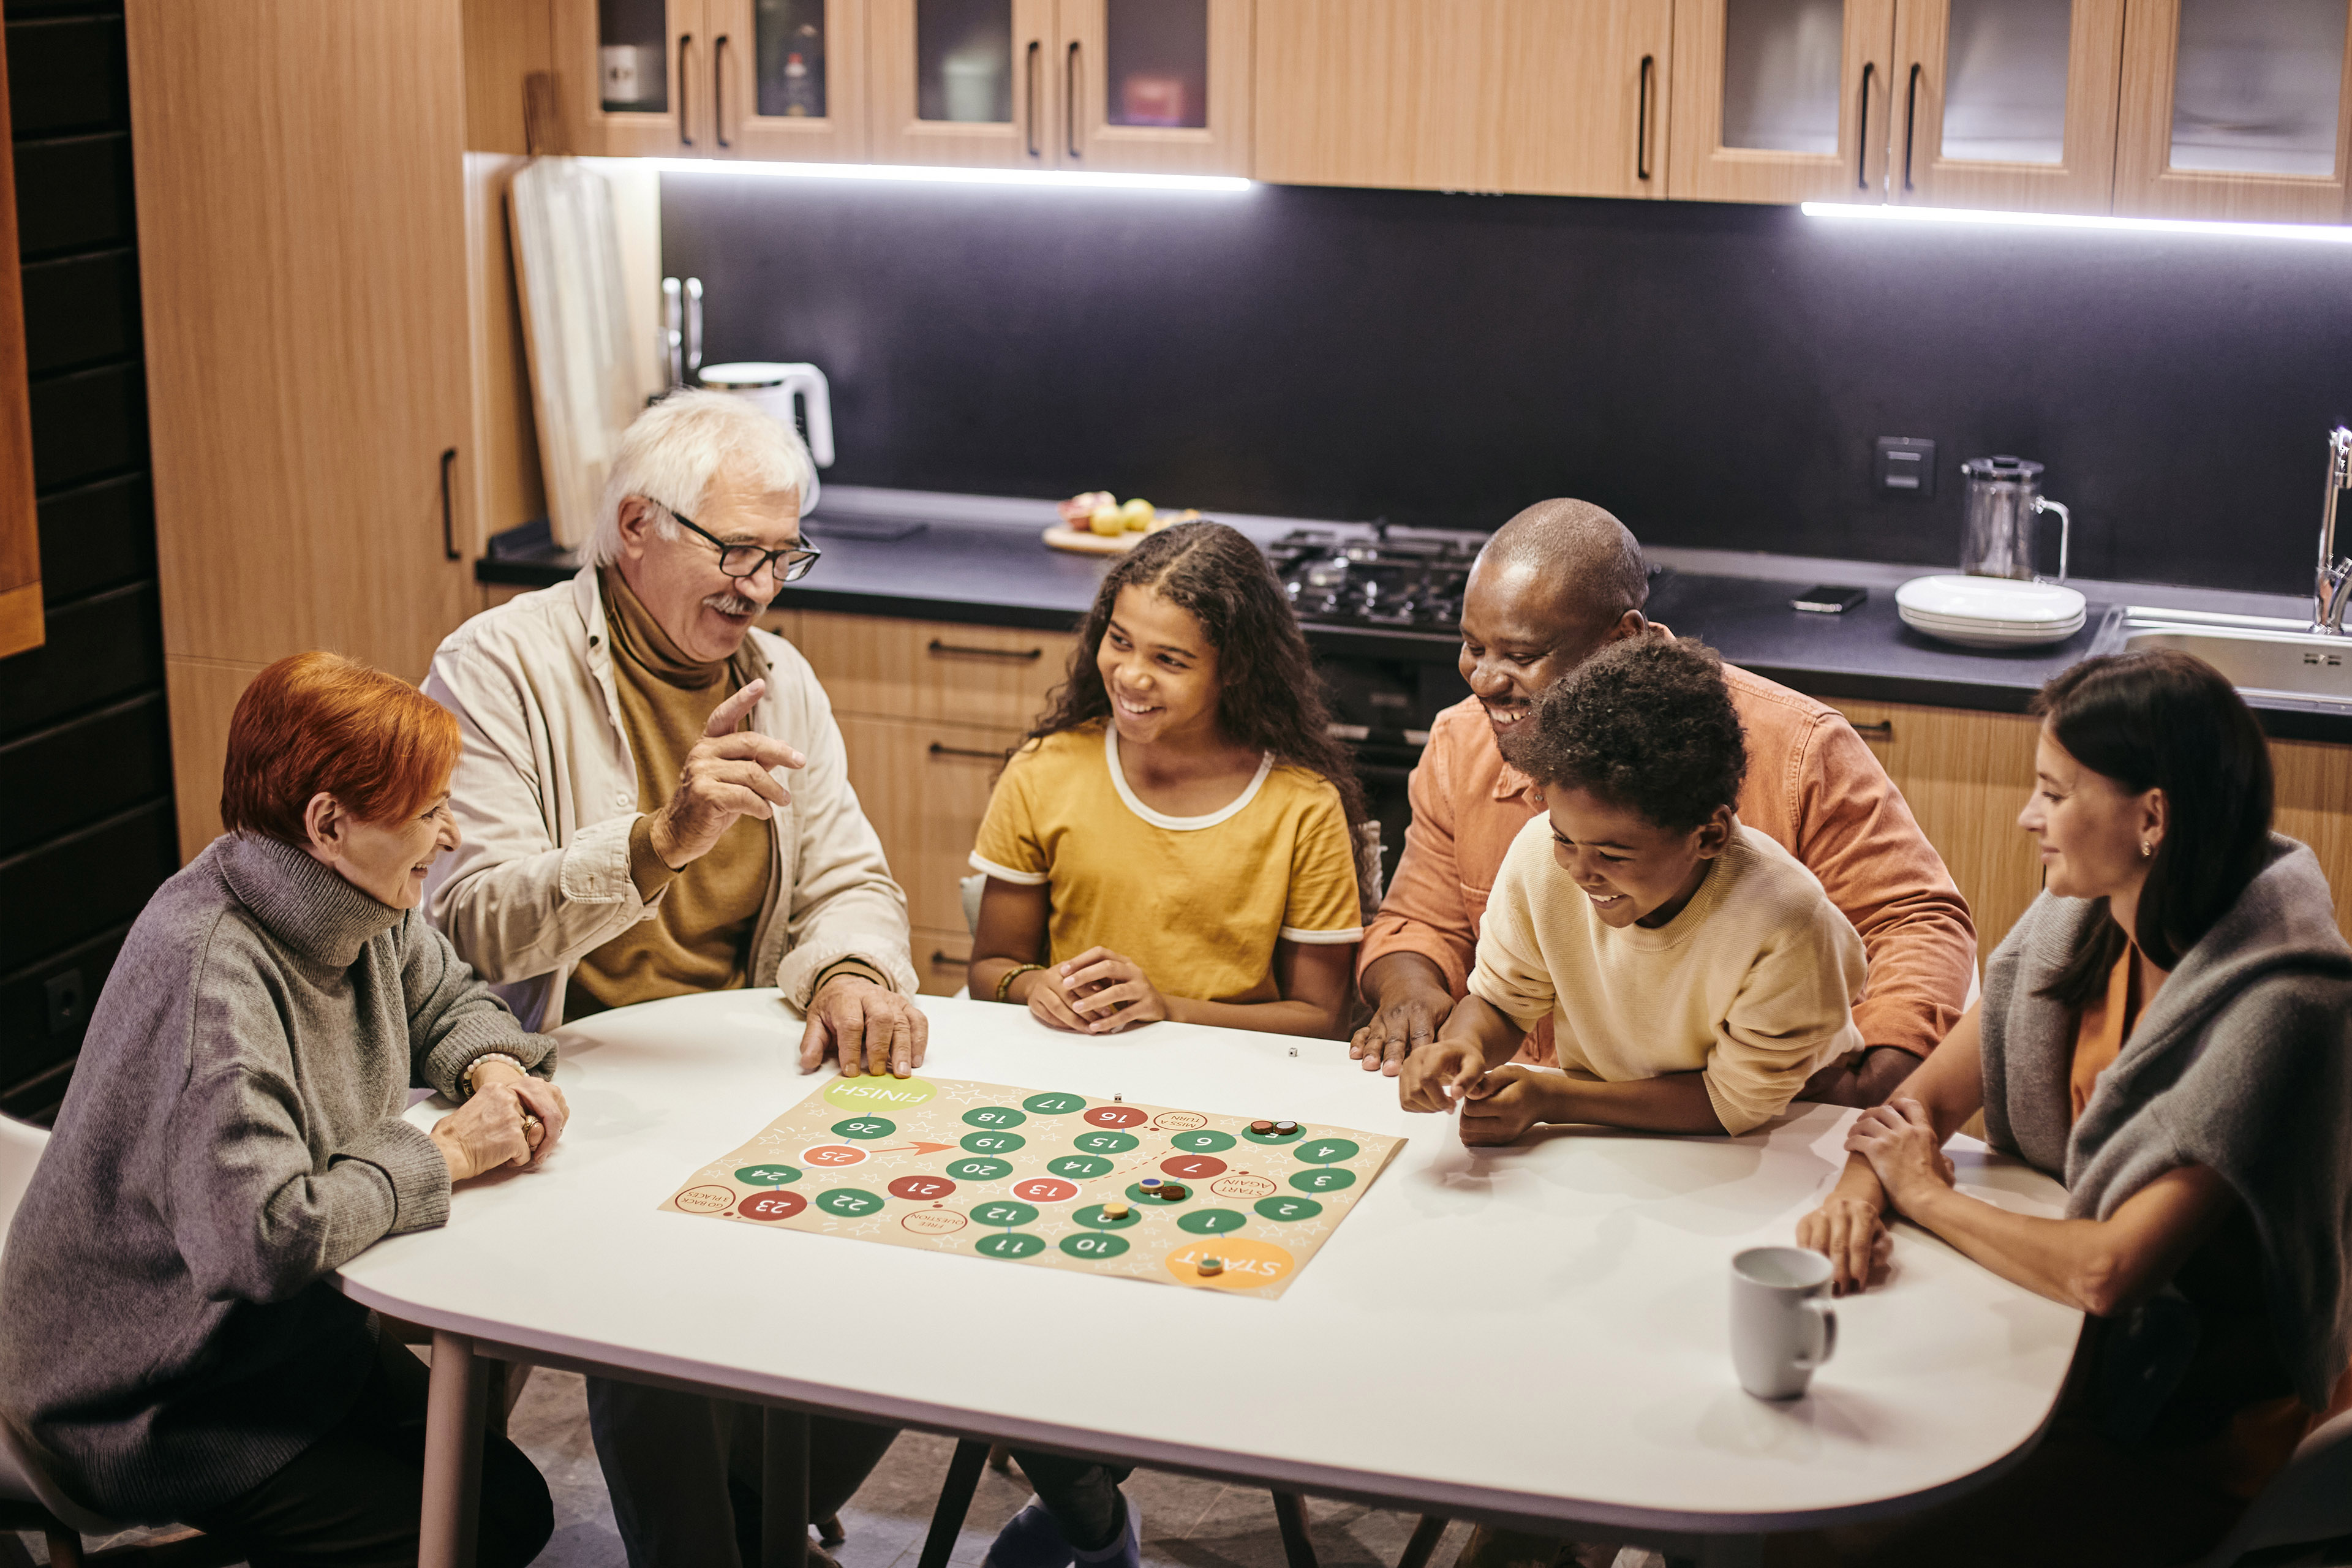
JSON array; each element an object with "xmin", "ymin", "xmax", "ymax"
[{"xmin": 423, "ymin": 390, "xmax": 914, "ymax": 1566}]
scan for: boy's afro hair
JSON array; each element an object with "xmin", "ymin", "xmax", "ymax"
[{"xmin": 1502, "ymin": 636, "xmax": 1748, "ymax": 832}]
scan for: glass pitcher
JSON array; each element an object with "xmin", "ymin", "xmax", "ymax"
[{"xmin": 1960, "ymin": 456, "xmax": 2070, "ymax": 582}]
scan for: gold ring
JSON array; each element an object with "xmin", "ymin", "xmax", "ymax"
[{"xmin": 519, "ymin": 1113, "xmax": 543, "ymax": 1131}]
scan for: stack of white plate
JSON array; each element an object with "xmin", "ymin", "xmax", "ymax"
[{"xmin": 1896, "ymin": 575, "xmax": 2087, "ymax": 649}]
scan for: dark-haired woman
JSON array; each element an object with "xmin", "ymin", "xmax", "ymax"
[
  {"xmin": 967, "ymin": 520, "xmax": 1369, "ymax": 1041},
  {"xmin": 1789, "ymin": 650, "xmax": 2352, "ymax": 1568}
]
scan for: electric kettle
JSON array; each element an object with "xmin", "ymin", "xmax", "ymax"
[{"xmin": 698, "ymin": 360, "xmax": 837, "ymax": 469}]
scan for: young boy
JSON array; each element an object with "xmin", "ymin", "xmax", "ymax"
[{"xmin": 1400, "ymin": 636, "xmax": 1866, "ymax": 1139}]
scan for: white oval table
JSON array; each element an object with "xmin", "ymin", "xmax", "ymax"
[{"xmin": 337, "ymin": 990, "xmax": 2081, "ymax": 1568}]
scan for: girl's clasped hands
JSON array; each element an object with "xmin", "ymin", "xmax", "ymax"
[{"xmin": 1025, "ymin": 946, "xmax": 1172, "ymax": 1035}]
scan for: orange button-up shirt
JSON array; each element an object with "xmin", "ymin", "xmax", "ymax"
[{"xmin": 1360, "ymin": 665, "xmax": 1977, "ymax": 1060}]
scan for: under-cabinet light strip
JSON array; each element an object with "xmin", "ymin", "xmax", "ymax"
[
  {"xmin": 1802, "ymin": 200, "xmax": 2352, "ymax": 244},
  {"xmin": 649, "ymin": 157, "xmax": 1253, "ymax": 194}
]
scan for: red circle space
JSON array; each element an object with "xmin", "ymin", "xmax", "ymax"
[
  {"xmin": 1082, "ymin": 1105, "xmax": 1147, "ymax": 1128},
  {"xmin": 889, "ymin": 1175, "xmax": 957, "ymax": 1200},
  {"xmin": 1160, "ymin": 1154, "xmax": 1228, "ymax": 1179},
  {"xmin": 1010, "ymin": 1177, "xmax": 1079, "ymax": 1203},
  {"xmin": 737, "ymin": 1191, "xmax": 807, "ymax": 1222}
]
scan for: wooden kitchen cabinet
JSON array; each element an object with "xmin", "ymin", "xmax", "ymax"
[
  {"xmin": 709, "ymin": 0, "xmax": 870, "ymax": 161},
  {"xmin": 0, "ymin": 21, "xmax": 38, "ymax": 663},
  {"xmin": 1669, "ymin": 0, "xmax": 1898, "ymax": 204},
  {"xmin": 553, "ymin": 0, "xmax": 715, "ymax": 156},
  {"xmin": 1254, "ymin": 0, "xmax": 1672, "ymax": 198},
  {"xmin": 865, "ymin": 0, "xmax": 1057, "ymax": 167},
  {"xmin": 1888, "ymin": 0, "xmax": 2126, "ymax": 213},
  {"xmin": 2113, "ymin": 0, "xmax": 2352, "ymax": 221},
  {"xmin": 129, "ymin": 0, "xmax": 483, "ymax": 857},
  {"xmin": 2272, "ymin": 736, "xmax": 2352, "ymax": 940},
  {"xmin": 1060, "ymin": 0, "xmax": 1252, "ymax": 176}
]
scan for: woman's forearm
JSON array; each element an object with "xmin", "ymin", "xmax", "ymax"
[
  {"xmin": 1828, "ymin": 1152, "xmax": 1890, "ymax": 1214},
  {"xmin": 1166, "ymin": 995, "xmax": 1345, "ymax": 1039}
]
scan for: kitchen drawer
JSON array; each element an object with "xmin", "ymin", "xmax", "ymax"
[
  {"xmin": 836, "ymin": 712, "xmax": 1022, "ymax": 936},
  {"xmin": 914, "ymin": 924, "xmax": 974, "ymax": 998},
  {"xmin": 796, "ymin": 611, "xmax": 1078, "ymax": 728},
  {"xmin": 758, "ymin": 606, "xmax": 802, "ymax": 646}
]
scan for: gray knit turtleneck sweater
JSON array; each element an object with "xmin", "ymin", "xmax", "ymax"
[{"xmin": 0, "ymin": 832, "xmax": 555, "ymax": 1521}]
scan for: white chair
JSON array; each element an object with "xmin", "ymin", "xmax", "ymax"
[{"xmin": 2193, "ymin": 1407, "xmax": 2352, "ymax": 1567}]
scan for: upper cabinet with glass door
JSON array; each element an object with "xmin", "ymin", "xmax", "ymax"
[
  {"xmin": 1888, "ymin": 0, "xmax": 2126, "ymax": 212},
  {"xmin": 1060, "ymin": 0, "xmax": 1251, "ymax": 175},
  {"xmin": 554, "ymin": 0, "xmax": 714, "ymax": 156},
  {"xmin": 867, "ymin": 0, "xmax": 1055, "ymax": 167},
  {"xmin": 1668, "ymin": 0, "xmax": 1898, "ymax": 202},
  {"xmin": 2114, "ymin": 0, "xmax": 2352, "ymax": 219},
  {"xmin": 706, "ymin": 0, "xmax": 868, "ymax": 159}
]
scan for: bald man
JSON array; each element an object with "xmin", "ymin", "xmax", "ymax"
[{"xmin": 1354, "ymin": 500, "xmax": 1976, "ymax": 1107}]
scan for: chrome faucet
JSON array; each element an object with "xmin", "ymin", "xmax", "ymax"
[{"xmin": 2318, "ymin": 426, "xmax": 2352, "ymax": 635}]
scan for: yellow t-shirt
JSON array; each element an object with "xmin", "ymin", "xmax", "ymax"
[
  {"xmin": 971, "ymin": 722, "xmax": 1364, "ymax": 1004},
  {"xmin": 1467, "ymin": 818, "xmax": 1865, "ymax": 1135}
]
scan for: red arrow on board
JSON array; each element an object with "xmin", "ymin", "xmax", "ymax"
[{"xmin": 872, "ymin": 1141, "xmax": 956, "ymax": 1156}]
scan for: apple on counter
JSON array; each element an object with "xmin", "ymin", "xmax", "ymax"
[{"xmin": 1055, "ymin": 491, "xmax": 1199, "ymax": 537}]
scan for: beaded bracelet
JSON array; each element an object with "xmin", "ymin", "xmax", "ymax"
[{"xmin": 993, "ymin": 963, "xmax": 1046, "ymax": 1004}]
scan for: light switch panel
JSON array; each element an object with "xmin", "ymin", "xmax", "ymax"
[{"xmin": 1876, "ymin": 436, "xmax": 1936, "ymax": 497}]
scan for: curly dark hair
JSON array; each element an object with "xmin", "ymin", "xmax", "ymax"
[
  {"xmin": 1025, "ymin": 521, "xmax": 1367, "ymax": 837},
  {"xmin": 1502, "ymin": 636, "xmax": 1747, "ymax": 832}
]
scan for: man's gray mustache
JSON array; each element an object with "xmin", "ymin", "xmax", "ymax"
[{"xmin": 703, "ymin": 592, "xmax": 763, "ymax": 617}]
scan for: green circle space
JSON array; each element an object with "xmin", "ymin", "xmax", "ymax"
[
  {"xmin": 1177, "ymin": 1208, "xmax": 1248, "ymax": 1235},
  {"xmin": 1254, "ymin": 1195, "xmax": 1324, "ymax": 1223},
  {"xmin": 814, "ymin": 1188, "xmax": 884, "ymax": 1218},
  {"xmin": 1074, "ymin": 1203, "xmax": 1142, "ymax": 1230},
  {"xmin": 972, "ymin": 1200, "xmax": 1039, "ymax": 1227},
  {"xmin": 1060, "ymin": 1232, "xmax": 1130, "ymax": 1261},
  {"xmin": 1170, "ymin": 1129, "xmax": 1236, "ymax": 1153},
  {"xmin": 831, "ymin": 1117, "xmax": 896, "ymax": 1140},
  {"xmin": 946, "ymin": 1156, "xmax": 1014, "ymax": 1181},
  {"xmin": 734, "ymin": 1164, "xmax": 801, "ymax": 1186},
  {"xmin": 960, "ymin": 1131, "xmax": 1027, "ymax": 1155},
  {"xmin": 1296, "ymin": 1138, "xmax": 1360, "ymax": 1164},
  {"xmin": 974, "ymin": 1232, "xmax": 1047, "ymax": 1259},
  {"xmin": 1125, "ymin": 1182, "xmax": 1191, "ymax": 1207},
  {"xmin": 1072, "ymin": 1130, "xmax": 1140, "ymax": 1155},
  {"xmin": 823, "ymin": 1076, "xmax": 938, "ymax": 1111},
  {"xmin": 1242, "ymin": 1125, "xmax": 1306, "ymax": 1146},
  {"xmin": 1022, "ymin": 1092, "xmax": 1088, "ymax": 1115},
  {"xmin": 962, "ymin": 1106, "xmax": 1027, "ymax": 1129},
  {"xmin": 1289, "ymin": 1167, "xmax": 1356, "ymax": 1194},
  {"xmin": 1048, "ymin": 1154, "xmax": 1115, "ymax": 1180}
]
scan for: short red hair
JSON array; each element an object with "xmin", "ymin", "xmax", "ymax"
[{"xmin": 221, "ymin": 652, "xmax": 463, "ymax": 845}]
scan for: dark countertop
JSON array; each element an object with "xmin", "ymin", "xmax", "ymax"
[{"xmin": 481, "ymin": 486, "xmax": 2352, "ymax": 745}]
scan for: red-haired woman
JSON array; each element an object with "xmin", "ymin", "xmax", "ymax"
[{"xmin": 0, "ymin": 652, "xmax": 563, "ymax": 1566}]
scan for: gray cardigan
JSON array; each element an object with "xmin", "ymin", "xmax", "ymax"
[
  {"xmin": 1981, "ymin": 834, "xmax": 2352, "ymax": 1411},
  {"xmin": 0, "ymin": 833, "xmax": 554, "ymax": 1520}
]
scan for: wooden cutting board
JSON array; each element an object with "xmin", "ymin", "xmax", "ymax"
[{"xmin": 1043, "ymin": 525, "xmax": 1141, "ymax": 555}]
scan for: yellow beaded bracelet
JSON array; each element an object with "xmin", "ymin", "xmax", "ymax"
[{"xmin": 993, "ymin": 963, "xmax": 1046, "ymax": 1003}]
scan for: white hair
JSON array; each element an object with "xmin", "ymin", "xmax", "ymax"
[{"xmin": 588, "ymin": 388, "xmax": 820, "ymax": 567}]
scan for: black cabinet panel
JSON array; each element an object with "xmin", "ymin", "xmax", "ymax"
[
  {"xmin": 0, "ymin": 580, "xmax": 161, "ymax": 737},
  {"xmin": 12, "ymin": 130, "xmax": 130, "ymax": 258},
  {"xmin": 36, "ymin": 473, "xmax": 151, "ymax": 605},
  {"xmin": 0, "ymin": 801, "xmax": 175, "ymax": 970},
  {"xmin": 0, "ymin": 692, "xmax": 169, "ymax": 857},
  {"xmin": 5, "ymin": 16, "xmax": 126, "ymax": 137},
  {"xmin": 0, "ymin": 922, "xmax": 132, "ymax": 1121},
  {"xmin": 29, "ymin": 360, "xmax": 142, "ymax": 491},
  {"xmin": 21, "ymin": 246, "xmax": 136, "ymax": 374}
]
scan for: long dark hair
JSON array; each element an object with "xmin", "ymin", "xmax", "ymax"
[
  {"xmin": 1025, "ymin": 521, "xmax": 1368, "ymax": 837},
  {"xmin": 2033, "ymin": 650, "xmax": 2274, "ymax": 1007}
]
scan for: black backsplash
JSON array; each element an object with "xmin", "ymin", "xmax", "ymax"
[{"xmin": 664, "ymin": 175, "xmax": 2352, "ymax": 597}]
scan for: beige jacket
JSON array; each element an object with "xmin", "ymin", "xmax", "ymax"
[{"xmin": 421, "ymin": 567, "xmax": 916, "ymax": 1031}]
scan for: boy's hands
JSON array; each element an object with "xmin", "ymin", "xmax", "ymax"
[
  {"xmin": 1398, "ymin": 1039, "xmax": 1487, "ymax": 1112},
  {"xmin": 1457, "ymin": 1065, "xmax": 1553, "ymax": 1145}
]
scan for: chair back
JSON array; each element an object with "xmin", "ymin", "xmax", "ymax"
[
  {"xmin": 2195, "ymin": 1406, "xmax": 2352, "ymax": 1567},
  {"xmin": 0, "ymin": 1115, "xmax": 47, "ymax": 1248}
]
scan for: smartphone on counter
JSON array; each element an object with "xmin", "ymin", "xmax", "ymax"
[{"xmin": 1791, "ymin": 584, "xmax": 1868, "ymax": 614}]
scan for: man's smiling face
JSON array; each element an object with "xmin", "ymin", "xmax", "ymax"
[{"xmin": 1456, "ymin": 554, "xmax": 1636, "ymax": 744}]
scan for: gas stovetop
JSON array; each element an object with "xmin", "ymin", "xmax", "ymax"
[{"xmin": 1263, "ymin": 529, "xmax": 1486, "ymax": 632}]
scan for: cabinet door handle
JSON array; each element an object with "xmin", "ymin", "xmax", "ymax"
[
  {"xmin": 439, "ymin": 447, "xmax": 460, "ymax": 560},
  {"xmin": 929, "ymin": 742, "xmax": 1004, "ymax": 761},
  {"xmin": 679, "ymin": 32, "xmax": 695, "ymax": 148},
  {"xmin": 1855, "ymin": 61, "xmax": 1875, "ymax": 190},
  {"xmin": 927, "ymin": 638, "xmax": 1043, "ymax": 662},
  {"xmin": 1850, "ymin": 720, "xmax": 1893, "ymax": 742},
  {"xmin": 930, "ymin": 949, "xmax": 970, "ymax": 969},
  {"xmin": 1901, "ymin": 62, "xmax": 1920, "ymax": 192},
  {"xmin": 1025, "ymin": 40, "xmax": 1042, "ymax": 159},
  {"xmin": 714, "ymin": 34, "xmax": 730, "ymax": 148},
  {"xmin": 1636, "ymin": 54, "xmax": 1654, "ymax": 183},
  {"xmin": 1066, "ymin": 41, "xmax": 1082, "ymax": 159}
]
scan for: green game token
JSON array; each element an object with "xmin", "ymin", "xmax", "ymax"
[
  {"xmin": 945, "ymin": 1157, "xmax": 1014, "ymax": 1180},
  {"xmin": 1074, "ymin": 1204, "xmax": 1141, "ymax": 1230},
  {"xmin": 831, "ymin": 1117, "xmax": 895, "ymax": 1140},
  {"xmin": 972, "ymin": 1200, "xmax": 1040, "ymax": 1227},
  {"xmin": 960, "ymin": 1131, "xmax": 1027, "ymax": 1155},
  {"xmin": 1177, "ymin": 1208, "xmax": 1247, "ymax": 1235},
  {"xmin": 814, "ymin": 1188, "xmax": 884, "ymax": 1218},
  {"xmin": 1048, "ymin": 1155, "xmax": 1115, "ymax": 1180},
  {"xmin": 1254, "ymin": 1195, "xmax": 1324, "ymax": 1223},
  {"xmin": 1072, "ymin": 1130, "xmax": 1140, "ymax": 1155},
  {"xmin": 1242, "ymin": 1124, "xmax": 1305, "ymax": 1145},
  {"xmin": 1296, "ymin": 1138, "xmax": 1360, "ymax": 1164},
  {"xmin": 1021, "ymin": 1092, "xmax": 1088, "ymax": 1115},
  {"xmin": 1289, "ymin": 1167, "xmax": 1356, "ymax": 1194},
  {"xmin": 734, "ymin": 1164, "xmax": 801, "ymax": 1186},
  {"xmin": 1170, "ymin": 1129, "xmax": 1237, "ymax": 1153},
  {"xmin": 1060, "ymin": 1232, "xmax": 1130, "ymax": 1260},
  {"xmin": 1124, "ymin": 1182, "xmax": 1189, "ymax": 1207},
  {"xmin": 975, "ymin": 1232, "xmax": 1047, "ymax": 1259},
  {"xmin": 962, "ymin": 1106, "xmax": 1027, "ymax": 1129}
]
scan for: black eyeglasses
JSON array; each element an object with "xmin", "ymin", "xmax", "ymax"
[{"xmin": 660, "ymin": 503, "xmax": 824, "ymax": 583}]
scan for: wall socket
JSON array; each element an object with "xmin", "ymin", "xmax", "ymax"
[
  {"xmin": 44, "ymin": 970, "xmax": 85, "ymax": 1036},
  {"xmin": 1875, "ymin": 436, "xmax": 1937, "ymax": 497}
]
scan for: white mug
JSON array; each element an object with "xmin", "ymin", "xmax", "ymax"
[{"xmin": 1730, "ymin": 1246, "xmax": 1838, "ymax": 1400}]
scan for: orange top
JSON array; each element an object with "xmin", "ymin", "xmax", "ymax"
[
  {"xmin": 2068, "ymin": 936, "xmax": 2144, "ymax": 1121},
  {"xmin": 1361, "ymin": 660, "xmax": 1978, "ymax": 1059}
]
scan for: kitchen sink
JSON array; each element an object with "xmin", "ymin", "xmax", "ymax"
[{"xmin": 2095, "ymin": 606, "xmax": 2352, "ymax": 707}]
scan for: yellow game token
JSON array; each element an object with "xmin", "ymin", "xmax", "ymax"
[{"xmin": 1103, "ymin": 1202, "xmax": 1131, "ymax": 1219}]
